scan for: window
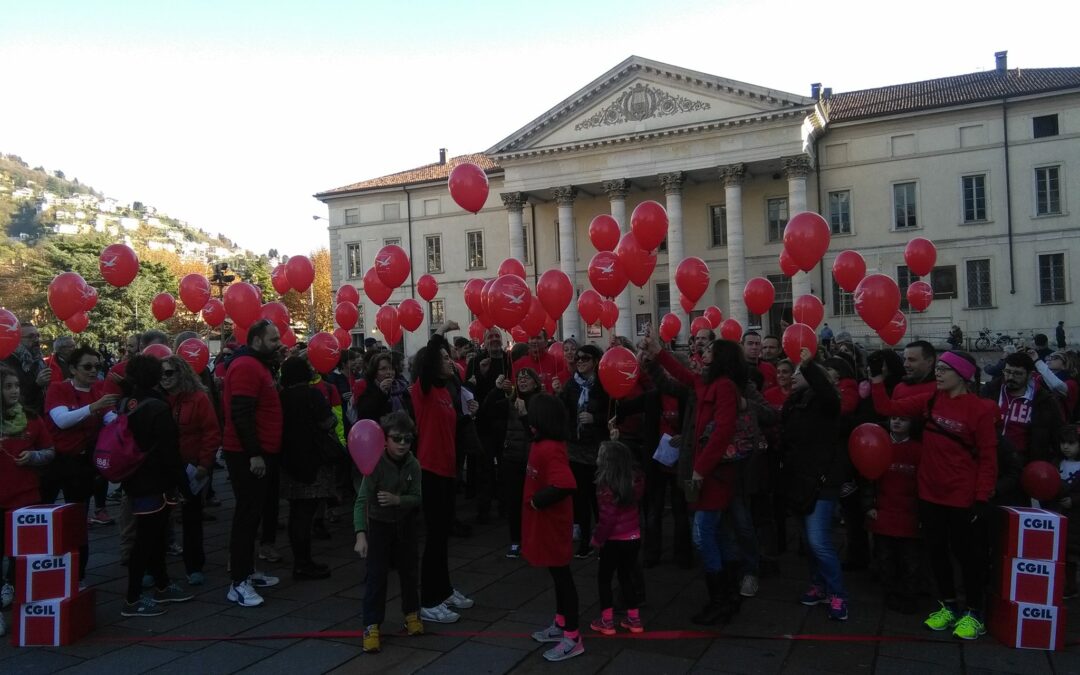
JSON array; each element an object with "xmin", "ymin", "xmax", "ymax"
[
  {"xmin": 344, "ymin": 208, "xmax": 359, "ymax": 226},
  {"xmin": 429, "ymin": 299, "xmax": 445, "ymax": 326},
  {"xmin": 425, "ymin": 235, "xmax": 442, "ymax": 273},
  {"xmin": 828, "ymin": 190, "xmax": 851, "ymax": 234},
  {"xmin": 658, "ymin": 237, "xmax": 668, "ymax": 253},
  {"xmin": 655, "ymin": 282, "xmax": 670, "ymax": 318},
  {"xmin": 1038, "ymin": 253, "xmax": 1066, "ymax": 304},
  {"xmin": 1035, "ymin": 166, "xmax": 1061, "ymax": 215},
  {"xmin": 831, "ymin": 279, "xmax": 855, "ymax": 316},
  {"xmin": 467, "ymin": 230, "xmax": 485, "ymax": 269},
  {"xmin": 522, "ymin": 225, "xmax": 530, "ymax": 264},
  {"xmin": 423, "ymin": 199, "xmax": 440, "ymax": 216},
  {"xmin": 383, "ymin": 237, "xmax": 401, "ymax": 247},
  {"xmin": 893, "ymin": 182, "xmax": 918, "ymax": 229},
  {"xmin": 930, "ymin": 266, "xmax": 958, "ymax": 299},
  {"xmin": 966, "ymin": 259, "xmax": 992, "ymax": 308},
  {"xmin": 1033, "ymin": 114, "xmax": 1059, "ymax": 138},
  {"xmin": 346, "ymin": 242, "xmax": 362, "ymax": 278},
  {"xmin": 382, "ymin": 203, "xmax": 400, "ymax": 221},
  {"xmin": 896, "ymin": 265, "xmax": 919, "ymax": 311},
  {"xmin": 962, "ymin": 174, "xmax": 987, "ymax": 222},
  {"xmin": 356, "ymin": 304, "xmax": 365, "ymax": 331},
  {"xmin": 766, "ymin": 197, "xmax": 789, "ymax": 242},
  {"xmin": 709, "ymin": 205, "xmax": 727, "ymax": 247}
]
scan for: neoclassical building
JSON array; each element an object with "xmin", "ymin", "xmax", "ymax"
[{"xmin": 317, "ymin": 53, "xmax": 1080, "ymax": 354}]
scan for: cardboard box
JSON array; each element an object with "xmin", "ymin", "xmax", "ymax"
[
  {"xmin": 11, "ymin": 589, "xmax": 96, "ymax": 647},
  {"xmin": 999, "ymin": 506, "xmax": 1067, "ymax": 562},
  {"xmin": 995, "ymin": 557, "xmax": 1065, "ymax": 606},
  {"xmin": 990, "ymin": 596, "xmax": 1066, "ymax": 651},
  {"xmin": 14, "ymin": 552, "xmax": 79, "ymax": 604},
  {"xmin": 4, "ymin": 504, "xmax": 86, "ymax": 557}
]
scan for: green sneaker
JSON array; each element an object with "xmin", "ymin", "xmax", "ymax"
[
  {"xmin": 952, "ymin": 612, "xmax": 986, "ymax": 640},
  {"xmin": 924, "ymin": 603, "xmax": 958, "ymax": 631}
]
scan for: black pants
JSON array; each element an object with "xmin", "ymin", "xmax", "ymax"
[
  {"xmin": 0, "ymin": 507, "xmax": 10, "ymax": 585},
  {"xmin": 363, "ymin": 517, "xmax": 420, "ymax": 626},
  {"xmin": 840, "ymin": 488, "xmax": 870, "ymax": 566},
  {"xmin": 127, "ymin": 507, "xmax": 170, "ymax": 602},
  {"xmin": 501, "ymin": 459, "xmax": 526, "ymax": 545},
  {"xmin": 181, "ymin": 491, "xmax": 205, "ymax": 574},
  {"xmin": 40, "ymin": 453, "xmax": 94, "ymax": 579},
  {"xmin": 919, "ymin": 500, "xmax": 987, "ymax": 613},
  {"xmin": 643, "ymin": 461, "xmax": 691, "ymax": 564},
  {"xmin": 421, "ymin": 471, "xmax": 455, "ymax": 607},
  {"xmin": 260, "ymin": 458, "xmax": 280, "ymax": 546},
  {"xmin": 597, "ymin": 539, "xmax": 645, "ymax": 610},
  {"xmin": 288, "ymin": 498, "xmax": 319, "ymax": 566},
  {"xmin": 549, "ymin": 565, "xmax": 579, "ymax": 632},
  {"xmin": 874, "ymin": 533, "xmax": 922, "ymax": 597},
  {"xmin": 570, "ymin": 461, "xmax": 598, "ymax": 548},
  {"xmin": 226, "ymin": 452, "xmax": 269, "ymax": 583}
]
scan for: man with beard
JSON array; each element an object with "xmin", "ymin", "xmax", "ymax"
[
  {"xmin": 466, "ymin": 328, "xmax": 510, "ymax": 404},
  {"xmin": 689, "ymin": 327, "xmax": 714, "ymax": 373},
  {"xmin": 512, "ymin": 330, "xmax": 567, "ymax": 394},
  {"xmin": 1, "ymin": 322, "xmax": 52, "ymax": 413},
  {"xmin": 983, "ymin": 352, "xmax": 1064, "ymax": 462},
  {"xmin": 761, "ymin": 335, "xmax": 781, "ymax": 364}
]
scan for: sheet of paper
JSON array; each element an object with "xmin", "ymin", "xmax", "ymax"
[
  {"xmin": 652, "ymin": 433, "xmax": 679, "ymax": 467},
  {"xmin": 186, "ymin": 464, "xmax": 209, "ymax": 495},
  {"xmin": 460, "ymin": 387, "xmax": 475, "ymax": 415}
]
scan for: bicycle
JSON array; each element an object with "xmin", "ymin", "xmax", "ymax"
[{"xmin": 974, "ymin": 328, "xmax": 1015, "ymax": 352}]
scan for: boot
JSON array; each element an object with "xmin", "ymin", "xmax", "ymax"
[
  {"xmin": 692, "ymin": 571, "xmax": 737, "ymax": 625},
  {"xmin": 723, "ymin": 567, "xmax": 743, "ymax": 618}
]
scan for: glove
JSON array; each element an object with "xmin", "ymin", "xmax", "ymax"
[{"xmin": 867, "ymin": 352, "xmax": 885, "ymax": 378}]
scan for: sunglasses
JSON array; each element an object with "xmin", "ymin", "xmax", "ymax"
[
  {"xmin": 388, "ymin": 433, "xmax": 414, "ymax": 444},
  {"xmin": 77, "ymin": 363, "xmax": 99, "ymax": 371},
  {"xmin": 161, "ymin": 370, "xmax": 177, "ymax": 377},
  {"xmin": 576, "ymin": 355, "xmax": 593, "ymax": 362}
]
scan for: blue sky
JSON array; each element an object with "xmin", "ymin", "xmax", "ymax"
[{"xmin": 1, "ymin": 0, "xmax": 1076, "ymax": 256}]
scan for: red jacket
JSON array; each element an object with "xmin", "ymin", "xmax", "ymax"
[
  {"xmin": 868, "ymin": 437, "xmax": 922, "ymax": 538},
  {"xmin": 44, "ymin": 380, "xmax": 107, "ymax": 455},
  {"xmin": 222, "ymin": 354, "xmax": 282, "ymax": 455},
  {"xmin": 763, "ymin": 385, "xmax": 790, "ymax": 410},
  {"xmin": 838, "ymin": 378, "xmax": 860, "ymax": 415},
  {"xmin": 0, "ymin": 416, "xmax": 52, "ymax": 509},
  {"xmin": 168, "ymin": 390, "xmax": 220, "ymax": 468},
  {"xmin": 409, "ymin": 381, "xmax": 457, "ymax": 478},
  {"xmin": 522, "ymin": 439, "xmax": 576, "ymax": 567},
  {"xmin": 755, "ymin": 360, "xmax": 778, "ymax": 390},
  {"xmin": 102, "ymin": 361, "xmax": 127, "ymax": 396},
  {"xmin": 513, "ymin": 351, "xmax": 569, "ymax": 394},
  {"xmin": 591, "ymin": 472, "xmax": 644, "ymax": 547}
]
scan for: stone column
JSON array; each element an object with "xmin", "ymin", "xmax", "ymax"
[
  {"xmin": 500, "ymin": 192, "xmax": 528, "ymax": 263},
  {"xmin": 604, "ymin": 179, "xmax": 633, "ymax": 339},
  {"xmin": 720, "ymin": 163, "xmax": 747, "ymax": 327},
  {"xmin": 554, "ymin": 186, "xmax": 580, "ymax": 342},
  {"xmin": 659, "ymin": 172, "xmax": 687, "ymax": 344},
  {"xmin": 784, "ymin": 155, "xmax": 814, "ymax": 299}
]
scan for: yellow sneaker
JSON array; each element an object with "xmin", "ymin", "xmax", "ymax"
[
  {"xmin": 924, "ymin": 603, "xmax": 958, "ymax": 631},
  {"xmin": 362, "ymin": 624, "xmax": 381, "ymax": 653},
  {"xmin": 404, "ymin": 612, "xmax": 425, "ymax": 636}
]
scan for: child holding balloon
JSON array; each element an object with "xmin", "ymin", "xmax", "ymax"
[{"xmin": 354, "ymin": 411, "xmax": 423, "ymax": 654}]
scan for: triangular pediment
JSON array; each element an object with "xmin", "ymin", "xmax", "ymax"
[{"xmin": 489, "ymin": 56, "xmax": 814, "ymax": 156}]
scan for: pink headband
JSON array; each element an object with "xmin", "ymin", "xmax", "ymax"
[{"xmin": 938, "ymin": 351, "xmax": 976, "ymax": 381}]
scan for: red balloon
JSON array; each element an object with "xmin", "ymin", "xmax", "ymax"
[
  {"xmin": 589, "ymin": 214, "xmax": 621, "ymax": 252},
  {"xmin": 271, "ymin": 264, "xmax": 291, "ymax": 295},
  {"xmin": 537, "ymin": 270, "xmax": 573, "ymax": 320},
  {"xmin": 854, "ymin": 274, "xmax": 901, "ymax": 331},
  {"xmin": 375, "ymin": 245, "xmax": 410, "ymax": 289},
  {"xmin": 488, "ymin": 275, "xmax": 532, "ymax": 330},
  {"xmin": 48, "ymin": 272, "xmax": 89, "ymax": 321},
  {"xmin": 81, "ymin": 285, "xmax": 98, "ymax": 312},
  {"xmin": 783, "ymin": 212, "xmax": 831, "ymax": 272},
  {"xmin": 398, "ymin": 298, "xmax": 424, "ymax": 332},
  {"xmin": 335, "ymin": 301, "xmax": 359, "ymax": 331},
  {"xmin": 904, "ymin": 237, "xmax": 937, "ymax": 277},
  {"xmin": 99, "ymin": 244, "xmax": 140, "ymax": 287},
  {"xmin": 151, "ymin": 292, "xmax": 176, "ymax": 322},
  {"xmin": 588, "ymin": 251, "xmax": 628, "ymax": 299},
  {"xmin": 477, "ymin": 279, "xmax": 496, "ymax": 328},
  {"xmin": 232, "ymin": 324, "xmax": 249, "ymax": 345},
  {"xmin": 659, "ymin": 313, "xmax": 681, "ymax": 342},
  {"xmin": 778, "ymin": 249, "xmax": 799, "ymax": 278},
  {"xmin": 511, "ymin": 326, "xmax": 528, "ymax": 343},
  {"xmin": 448, "ymin": 162, "xmax": 489, "ymax": 214},
  {"xmin": 142, "ymin": 343, "xmax": 173, "ymax": 360},
  {"xmin": 179, "ymin": 274, "xmax": 211, "ymax": 313},
  {"xmin": 224, "ymin": 283, "xmax": 261, "ymax": 328},
  {"xmin": 547, "ymin": 341, "xmax": 565, "ymax": 364},
  {"xmin": 280, "ymin": 328, "xmax": 296, "ymax": 348},
  {"xmin": 336, "ymin": 284, "xmax": 360, "ymax": 306},
  {"xmin": 363, "ymin": 267, "xmax": 392, "ymax": 306},
  {"xmin": 498, "ymin": 258, "xmax": 526, "ymax": 280},
  {"xmin": 598, "ymin": 346, "xmax": 640, "ymax": 400},
  {"xmin": 849, "ymin": 423, "xmax": 893, "ymax": 480},
  {"xmin": 1022, "ymin": 460, "xmax": 1062, "ymax": 501},
  {"xmin": 65, "ymin": 311, "xmax": 89, "ymax": 334},
  {"xmin": 743, "ymin": 277, "xmax": 776, "ymax": 316},
  {"xmin": 521, "ymin": 296, "xmax": 547, "ymax": 338},
  {"xmin": 334, "ymin": 327, "xmax": 352, "ymax": 350},
  {"xmin": 703, "ymin": 306, "xmax": 723, "ymax": 329},
  {"xmin": 600, "ymin": 300, "xmax": 619, "ymax": 329},
  {"xmin": 719, "ymin": 318, "xmax": 743, "ymax": 342},
  {"xmin": 690, "ymin": 316, "xmax": 712, "ymax": 336},
  {"xmin": 578, "ymin": 289, "xmax": 603, "ymax": 326},
  {"xmin": 285, "ymin": 255, "xmax": 316, "ymax": 293},
  {"xmin": 615, "ymin": 232, "xmax": 657, "ymax": 288},
  {"xmin": 680, "ymin": 293, "xmax": 696, "ymax": 314},
  {"xmin": 375, "ymin": 305, "xmax": 402, "ymax": 345},
  {"xmin": 177, "ymin": 338, "xmax": 210, "ymax": 374},
  {"xmin": 630, "ymin": 200, "xmax": 668, "ymax": 251},
  {"xmin": 544, "ymin": 315, "xmax": 557, "ymax": 340},
  {"xmin": 463, "ymin": 278, "xmax": 486, "ymax": 316},
  {"xmin": 416, "ymin": 275, "xmax": 438, "ymax": 302},
  {"xmin": 260, "ymin": 301, "xmax": 291, "ymax": 333},
  {"xmin": 878, "ymin": 310, "xmax": 907, "ymax": 346},
  {"xmin": 832, "ymin": 250, "xmax": 867, "ymax": 293},
  {"xmin": 792, "ymin": 295, "xmax": 825, "ymax": 329},
  {"xmin": 0, "ymin": 309, "xmax": 20, "ymax": 359},
  {"xmin": 308, "ymin": 332, "xmax": 341, "ymax": 374},
  {"xmin": 202, "ymin": 299, "xmax": 225, "ymax": 327},
  {"xmin": 906, "ymin": 280, "xmax": 933, "ymax": 312},
  {"xmin": 782, "ymin": 323, "xmax": 818, "ymax": 363},
  {"xmin": 468, "ymin": 319, "xmax": 485, "ymax": 342},
  {"xmin": 675, "ymin": 257, "xmax": 709, "ymax": 304}
]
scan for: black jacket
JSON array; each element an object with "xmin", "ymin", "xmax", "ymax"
[
  {"xmin": 781, "ymin": 363, "xmax": 843, "ymax": 500},
  {"xmin": 280, "ymin": 384, "xmax": 335, "ymax": 484},
  {"xmin": 558, "ymin": 374, "xmax": 611, "ymax": 466},
  {"xmin": 122, "ymin": 395, "xmax": 188, "ymax": 498},
  {"xmin": 981, "ymin": 378, "xmax": 1065, "ymax": 462}
]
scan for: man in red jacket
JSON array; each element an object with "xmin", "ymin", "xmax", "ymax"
[
  {"xmin": 741, "ymin": 331, "xmax": 777, "ymax": 390},
  {"xmin": 513, "ymin": 330, "xmax": 568, "ymax": 394}
]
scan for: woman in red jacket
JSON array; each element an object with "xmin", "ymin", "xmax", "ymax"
[{"xmin": 161, "ymin": 356, "xmax": 220, "ymax": 586}]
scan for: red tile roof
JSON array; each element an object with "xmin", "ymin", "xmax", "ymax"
[
  {"xmin": 829, "ymin": 67, "xmax": 1080, "ymax": 122},
  {"xmin": 316, "ymin": 153, "xmax": 500, "ymax": 197}
]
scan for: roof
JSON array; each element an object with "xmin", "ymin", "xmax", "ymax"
[
  {"xmin": 829, "ymin": 67, "xmax": 1080, "ymax": 122},
  {"xmin": 315, "ymin": 153, "xmax": 501, "ymax": 198}
]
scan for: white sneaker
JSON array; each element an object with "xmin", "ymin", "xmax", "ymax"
[
  {"xmin": 0, "ymin": 583, "xmax": 13, "ymax": 610},
  {"xmin": 249, "ymin": 571, "xmax": 280, "ymax": 588},
  {"xmin": 572, "ymin": 524, "xmax": 581, "ymax": 542},
  {"xmin": 227, "ymin": 580, "xmax": 265, "ymax": 607},
  {"xmin": 740, "ymin": 575, "xmax": 760, "ymax": 598},
  {"xmin": 419, "ymin": 603, "xmax": 460, "ymax": 623},
  {"xmin": 445, "ymin": 589, "xmax": 474, "ymax": 609}
]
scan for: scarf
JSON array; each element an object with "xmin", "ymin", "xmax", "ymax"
[
  {"xmin": 1, "ymin": 402, "xmax": 28, "ymax": 438},
  {"xmin": 13, "ymin": 345, "xmax": 39, "ymax": 374},
  {"xmin": 573, "ymin": 372, "xmax": 594, "ymax": 411},
  {"xmin": 388, "ymin": 376, "xmax": 410, "ymax": 413}
]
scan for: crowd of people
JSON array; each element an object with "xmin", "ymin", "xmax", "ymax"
[{"xmin": 2, "ymin": 314, "xmax": 1079, "ymax": 661}]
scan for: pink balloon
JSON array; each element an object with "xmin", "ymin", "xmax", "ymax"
[
  {"xmin": 675, "ymin": 257, "xmax": 709, "ymax": 304},
  {"xmin": 374, "ymin": 244, "xmax": 410, "ymax": 289},
  {"xmin": 498, "ymin": 258, "xmax": 526, "ymax": 280},
  {"xmin": 792, "ymin": 295, "xmax": 824, "ymax": 329},
  {"xmin": 285, "ymin": 255, "xmax": 315, "ymax": 293},
  {"xmin": 448, "ymin": 162, "xmax": 489, "ymax": 214},
  {"xmin": 348, "ymin": 419, "xmax": 386, "ymax": 475},
  {"xmin": 783, "ymin": 212, "xmax": 831, "ymax": 272},
  {"xmin": 589, "ymin": 214, "xmax": 621, "ymax": 252},
  {"xmin": 630, "ymin": 200, "xmax": 668, "ymax": 251}
]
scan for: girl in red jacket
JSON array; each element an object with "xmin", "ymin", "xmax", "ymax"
[{"xmin": 589, "ymin": 440, "xmax": 646, "ymax": 635}]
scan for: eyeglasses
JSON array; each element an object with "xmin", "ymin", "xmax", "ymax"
[
  {"xmin": 388, "ymin": 433, "xmax": 414, "ymax": 444},
  {"xmin": 1002, "ymin": 369, "xmax": 1029, "ymax": 378},
  {"xmin": 161, "ymin": 370, "xmax": 177, "ymax": 377},
  {"xmin": 933, "ymin": 364, "xmax": 954, "ymax": 373},
  {"xmin": 77, "ymin": 363, "xmax": 99, "ymax": 372},
  {"xmin": 576, "ymin": 355, "xmax": 593, "ymax": 362}
]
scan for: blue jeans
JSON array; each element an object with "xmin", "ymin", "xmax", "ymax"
[
  {"xmin": 726, "ymin": 495, "xmax": 759, "ymax": 575},
  {"xmin": 693, "ymin": 510, "xmax": 741, "ymax": 574},
  {"xmin": 804, "ymin": 499, "xmax": 845, "ymax": 597}
]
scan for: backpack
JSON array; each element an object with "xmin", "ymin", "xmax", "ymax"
[{"xmin": 94, "ymin": 401, "xmax": 150, "ymax": 481}]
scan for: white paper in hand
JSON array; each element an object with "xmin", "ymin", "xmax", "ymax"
[
  {"xmin": 652, "ymin": 433, "xmax": 679, "ymax": 467},
  {"xmin": 186, "ymin": 464, "xmax": 209, "ymax": 495}
]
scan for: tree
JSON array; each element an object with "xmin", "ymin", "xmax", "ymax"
[
  {"xmin": 277, "ymin": 247, "xmax": 333, "ymax": 338},
  {"xmin": 54, "ymin": 170, "xmax": 65, "ymax": 180}
]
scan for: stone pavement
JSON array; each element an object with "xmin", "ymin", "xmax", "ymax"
[{"xmin": 2, "ymin": 471, "xmax": 1078, "ymax": 674}]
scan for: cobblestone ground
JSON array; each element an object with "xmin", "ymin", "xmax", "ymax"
[{"xmin": 2, "ymin": 470, "xmax": 1077, "ymax": 674}]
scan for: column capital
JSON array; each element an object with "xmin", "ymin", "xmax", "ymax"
[
  {"xmin": 718, "ymin": 163, "xmax": 746, "ymax": 187},
  {"xmin": 782, "ymin": 155, "xmax": 814, "ymax": 179},
  {"xmin": 499, "ymin": 191, "xmax": 528, "ymax": 212},
  {"xmin": 658, "ymin": 171, "xmax": 686, "ymax": 195},
  {"xmin": 553, "ymin": 186, "xmax": 578, "ymax": 206},
  {"xmin": 602, "ymin": 179, "xmax": 630, "ymax": 200}
]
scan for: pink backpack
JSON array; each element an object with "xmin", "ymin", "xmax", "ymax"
[{"xmin": 94, "ymin": 402, "xmax": 149, "ymax": 481}]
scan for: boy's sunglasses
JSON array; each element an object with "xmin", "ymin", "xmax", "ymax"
[{"xmin": 388, "ymin": 433, "xmax": 414, "ymax": 444}]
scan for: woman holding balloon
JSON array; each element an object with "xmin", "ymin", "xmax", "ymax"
[{"xmin": 353, "ymin": 352, "xmax": 412, "ymax": 424}]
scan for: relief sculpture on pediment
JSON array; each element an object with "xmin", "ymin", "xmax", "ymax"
[{"xmin": 574, "ymin": 83, "xmax": 711, "ymax": 131}]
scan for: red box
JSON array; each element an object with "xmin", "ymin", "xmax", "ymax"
[
  {"xmin": 990, "ymin": 596, "xmax": 1066, "ymax": 650},
  {"xmin": 999, "ymin": 507, "xmax": 1067, "ymax": 562},
  {"xmin": 14, "ymin": 552, "xmax": 79, "ymax": 603},
  {"xmin": 5, "ymin": 504, "xmax": 86, "ymax": 557},
  {"xmin": 11, "ymin": 589, "xmax": 96, "ymax": 647}
]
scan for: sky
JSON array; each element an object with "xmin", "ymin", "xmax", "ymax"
[{"xmin": 1, "ymin": 0, "xmax": 1077, "ymax": 257}]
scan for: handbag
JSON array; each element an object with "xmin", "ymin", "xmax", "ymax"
[
  {"xmin": 697, "ymin": 399, "xmax": 767, "ymax": 466},
  {"xmin": 682, "ymin": 478, "xmax": 702, "ymax": 504}
]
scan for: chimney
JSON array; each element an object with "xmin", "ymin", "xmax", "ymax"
[
  {"xmin": 811, "ymin": 83, "xmax": 822, "ymax": 100},
  {"xmin": 995, "ymin": 50, "xmax": 1008, "ymax": 73},
  {"xmin": 439, "ymin": 148, "xmax": 447, "ymax": 165},
  {"xmin": 822, "ymin": 87, "xmax": 832, "ymax": 101}
]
